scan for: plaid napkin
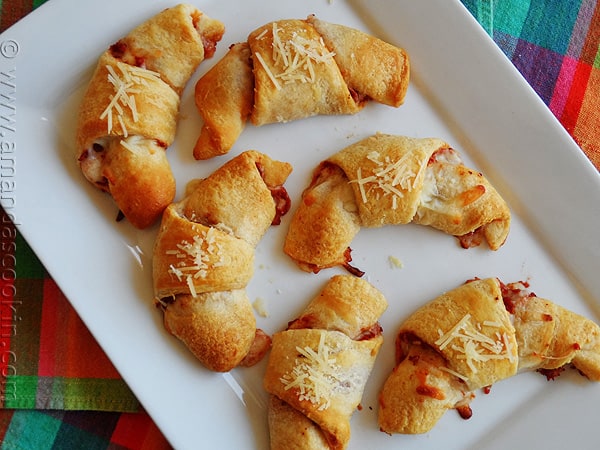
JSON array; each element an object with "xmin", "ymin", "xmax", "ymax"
[
  {"xmin": 462, "ymin": 0, "xmax": 600, "ymax": 170},
  {"xmin": 0, "ymin": 211, "xmax": 171, "ymax": 449},
  {"xmin": 0, "ymin": 0, "xmax": 598, "ymax": 449},
  {"xmin": 0, "ymin": 210, "xmax": 140, "ymax": 412}
]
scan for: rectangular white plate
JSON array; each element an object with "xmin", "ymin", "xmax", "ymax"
[{"xmin": 1, "ymin": 0, "xmax": 599, "ymax": 448}]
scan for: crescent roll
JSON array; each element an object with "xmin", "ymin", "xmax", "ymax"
[
  {"xmin": 76, "ymin": 4, "xmax": 224, "ymax": 228},
  {"xmin": 153, "ymin": 151, "xmax": 292, "ymax": 372},
  {"xmin": 264, "ymin": 275, "xmax": 388, "ymax": 450},
  {"xmin": 193, "ymin": 16, "xmax": 409, "ymax": 160},
  {"xmin": 284, "ymin": 134, "xmax": 511, "ymax": 275},
  {"xmin": 378, "ymin": 278, "xmax": 600, "ymax": 435}
]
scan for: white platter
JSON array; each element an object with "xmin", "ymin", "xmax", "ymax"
[{"xmin": 1, "ymin": 0, "xmax": 599, "ymax": 448}]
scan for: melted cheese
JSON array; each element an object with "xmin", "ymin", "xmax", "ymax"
[
  {"xmin": 166, "ymin": 228, "xmax": 223, "ymax": 297},
  {"xmin": 100, "ymin": 62, "xmax": 161, "ymax": 135},
  {"xmin": 119, "ymin": 135, "xmax": 156, "ymax": 155},
  {"xmin": 280, "ymin": 331, "xmax": 342, "ymax": 411},
  {"xmin": 255, "ymin": 22, "xmax": 336, "ymax": 90},
  {"xmin": 435, "ymin": 314, "xmax": 512, "ymax": 376}
]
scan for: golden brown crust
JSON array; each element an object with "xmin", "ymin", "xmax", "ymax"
[
  {"xmin": 162, "ymin": 290, "xmax": 256, "ymax": 372},
  {"xmin": 192, "ymin": 16, "xmax": 410, "ymax": 160},
  {"xmin": 283, "ymin": 163, "xmax": 360, "ymax": 273},
  {"xmin": 267, "ymin": 395, "xmax": 330, "ymax": 450},
  {"xmin": 398, "ymin": 278, "xmax": 518, "ymax": 390},
  {"xmin": 378, "ymin": 343, "xmax": 470, "ymax": 434},
  {"xmin": 249, "ymin": 19, "xmax": 361, "ymax": 127},
  {"xmin": 193, "ymin": 43, "xmax": 254, "ymax": 160},
  {"xmin": 284, "ymin": 134, "xmax": 511, "ymax": 274},
  {"xmin": 289, "ymin": 274, "xmax": 388, "ymax": 339},
  {"xmin": 264, "ymin": 275, "xmax": 387, "ymax": 449},
  {"xmin": 99, "ymin": 137, "xmax": 176, "ymax": 230},
  {"xmin": 378, "ymin": 278, "xmax": 600, "ymax": 435},
  {"xmin": 152, "ymin": 204, "xmax": 255, "ymax": 299},
  {"xmin": 265, "ymin": 329, "xmax": 382, "ymax": 450},
  {"xmin": 76, "ymin": 53, "xmax": 180, "ymax": 154},
  {"xmin": 413, "ymin": 160, "xmax": 511, "ymax": 250},
  {"xmin": 306, "ymin": 15, "xmax": 410, "ymax": 107},
  {"xmin": 76, "ymin": 4, "xmax": 224, "ymax": 229},
  {"xmin": 152, "ymin": 151, "xmax": 292, "ymax": 372},
  {"xmin": 181, "ymin": 150, "xmax": 291, "ymax": 247},
  {"xmin": 513, "ymin": 295, "xmax": 600, "ymax": 380},
  {"xmin": 328, "ymin": 135, "xmax": 445, "ymax": 227},
  {"xmin": 114, "ymin": 3, "xmax": 225, "ymax": 94}
]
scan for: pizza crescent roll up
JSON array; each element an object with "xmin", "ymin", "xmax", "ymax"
[
  {"xmin": 378, "ymin": 278, "xmax": 600, "ymax": 435},
  {"xmin": 193, "ymin": 16, "xmax": 409, "ymax": 160},
  {"xmin": 76, "ymin": 4, "xmax": 224, "ymax": 228},
  {"xmin": 153, "ymin": 151, "xmax": 292, "ymax": 372},
  {"xmin": 264, "ymin": 275, "xmax": 388, "ymax": 450},
  {"xmin": 284, "ymin": 134, "xmax": 511, "ymax": 275}
]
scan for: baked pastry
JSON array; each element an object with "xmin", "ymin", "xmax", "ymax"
[
  {"xmin": 378, "ymin": 278, "xmax": 600, "ymax": 434},
  {"xmin": 193, "ymin": 15, "xmax": 410, "ymax": 160},
  {"xmin": 264, "ymin": 275, "xmax": 388, "ymax": 449},
  {"xmin": 284, "ymin": 134, "xmax": 511, "ymax": 275},
  {"xmin": 193, "ymin": 42, "xmax": 254, "ymax": 160},
  {"xmin": 76, "ymin": 4, "xmax": 224, "ymax": 228},
  {"xmin": 152, "ymin": 151, "xmax": 292, "ymax": 372}
]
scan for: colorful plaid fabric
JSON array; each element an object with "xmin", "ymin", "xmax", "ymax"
[
  {"xmin": 0, "ymin": 410, "xmax": 171, "ymax": 449},
  {"xmin": 0, "ymin": 214, "xmax": 140, "ymax": 412},
  {"xmin": 0, "ymin": 208, "xmax": 172, "ymax": 449},
  {"xmin": 0, "ymin": 0, "xmax": 598, "ymax": 449},
  {"xmin": 462, "ymin": 0, "xmax": 600, "ymax": 169}
]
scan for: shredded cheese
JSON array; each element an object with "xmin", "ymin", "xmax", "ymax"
[
  {"xmin": 438, "ymin": 366, "xmax": 469, "ymax": 382},
  {"xmin": 252, "ymin": 297, "xmax": 269, "ymax": 318},
  {"xmin": 100, "ymin": 62, "xmax": 161, "ymax": 135},
  {"xmin": 388, "ymin": 255, "xmax": 404, "ymax": 269},
  {"xmin": 255, "ymin": 51, "xmax": 281, "ymax": 90},
  {"xmin": 166, "ymin": 228, "xmax": 223, "ymax": 297},
  {"xmin": 119, "ymin": 136, "xmax": 153, "ymax": 155},
  {"xmin": 350, "ymin": 151, "xmax": 423, "ymax": 208},
  {"xmin": 255, "ymin": 22, "xmax": 336, "ymax": 90},
  {"xmin": 280, "ymin": 331, "xmax": 346, "ymax": 411},
  {"xmin": 435, "ymin": 314, "xmax": 512, "ymax": 377}
]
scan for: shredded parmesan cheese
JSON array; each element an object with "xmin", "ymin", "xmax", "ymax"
[
  {"xmin": 100, "ymin": 62, "xmax": 161, "ymax": 135},
  {"xmin": 280, "ymin": 332, "xmax": 346, "ymax": 411},
  {"xmin": 255, "ymin": 52, "xmax": 281, "ymax": 90},
  {"xmin": 438, "ymin": 366, "xmax": 469, "ymax": 382},
  {"xmin": 255, "ymin": 22, "xmax": 336, "ymax": 90},
  {"xmin": 434, "ymin": 314, "xmax": 512, "ymax": 377},
  {"xmin": 252, "ymin": 297, "xmax": 269, "ymax": 318},
  {"xmin": 388, "ymin": 255, "xmax": 404, "ymax": 269},
  {"xmin": 350, "ymin": 151, "xmax": 423, "ymax": 208},
  {"xmin": 166, "ymin": 228, "xmax": 224, "ymax": 297},
  {"xmin": 119, "ymin": 136, "xmax": 155, "ymax": 155}
]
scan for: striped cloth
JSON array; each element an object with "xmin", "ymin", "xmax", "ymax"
[
  {"xmin": 0, "ymin": 225, "xmax": 140, "ymax": 412},
  {"xmin": 0, "ymin": 0, "xmax": 598, "ymax": 449},
  {"xmin": 462, "ymin": 0, "xmax": 600, "ymax": 169},
  {"xmin": 0, "ymin": 410, "xmax": 169, "ymax": 449},
  {"xmin": 0, "ymin": 209, "xmax": 171, "ymax": 448}
]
